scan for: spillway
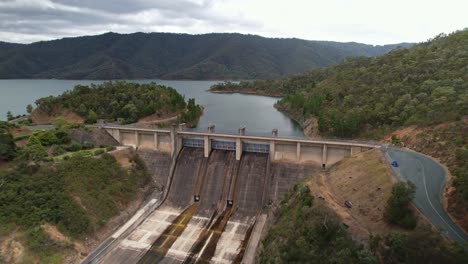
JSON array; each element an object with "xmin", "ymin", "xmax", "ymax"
[
  {"xmin": 161, "ymin": 150, "xmax": 238, "ymax": 263},
  {"xmin": 99, "ymin": 147, "xmax": 205, "ymax": 264},
  {"xmin": 96, "ymin": 147, "xmax": 314, "ymax": 264}
]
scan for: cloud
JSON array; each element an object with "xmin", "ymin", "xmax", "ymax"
[
  {"xmin": 0, "ymin": 0, "xmax": 466, "ymax": 44},
  {"xmin": 0, "ymin": 0, "xmax": 260, "ymax": 43}
]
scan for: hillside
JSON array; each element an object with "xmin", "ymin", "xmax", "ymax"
[
  {"xmin": 0, "ymin": 32, "xmax": 411, "ymax": 80},
  {"xmin": 211, "ymin": 30, "xmax": 467, "ymax": 138},
  {"xmin": 32, "ymin": 81, "xmax": 202, "ymax": 126},
  {"xmin": 258, "ymin": 157, "xmax": 467, "ymax": 263},
  {"xmin": 210, "ymin": 29, "xmax": 468, "ymax": 236}
]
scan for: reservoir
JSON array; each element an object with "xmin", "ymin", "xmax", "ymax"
[{"xmin": 0, "ymin": 79, "xmax": 304, "ymax": 137}]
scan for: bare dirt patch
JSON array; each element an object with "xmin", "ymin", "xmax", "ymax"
[
  {"xmin": 0, "ymin": 232, "xmax": 26, "ymax": 264},
  {"xmin": 137, "ymin": 112, "xmax": 178, "ymax": 125},
  {"xmin": 10, "ymin": 127, "xmax": 31, "ymax": 137},
  {"xmin": 109, "ymin": 147, "xmax": 134, "ymax": 169},
  {"xmin": 30, "ymin": 107, "xmax": 83, "ymax": 125},
  {"xmin": 383, "ymin": 125, "xmax": 421, "ymax": 143},
  {"xmin": 41, "ymin": 224, "xmax": 70, "ymax": 244},
  {"xmin": 306, "ymin": 149, "xmax": 397, "ymax": 243}
]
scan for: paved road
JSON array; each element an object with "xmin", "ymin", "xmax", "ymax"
[{"xmin": 385, "ymin": 147, "xmax": 467, "ymax": 243}]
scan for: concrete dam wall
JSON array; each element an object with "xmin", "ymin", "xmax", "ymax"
[
  {"xmin": 90, "ymin": 127, "xmax": 380, "ymax": 264},
  {"xmin": 97, "ymin": 146, "xmax": 295, "ymax": 264}
]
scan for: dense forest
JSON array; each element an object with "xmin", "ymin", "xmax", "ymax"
[
  {"xmin": 34, "ymin": 81, "xmax": 202, "ymax": 124},
  {"xmin": 0, "ymin": 32, "xmax": 411, "ymax": 80},
  {"xmin": 211, "ymin": 30, "xmax": 468, "ymax": 138}
]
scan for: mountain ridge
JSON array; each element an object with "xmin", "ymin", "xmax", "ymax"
[{"xmin": 0, "ymin": 32, "xmax": 412, "ymax": 80}]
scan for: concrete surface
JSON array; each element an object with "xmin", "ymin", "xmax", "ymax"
[
  {"xmin": 242, "ymin": 214, "xmax": 267, "ymax": 264},
  {"xmin": 385, "ymin": 147, "xmax": 467, "ymax": 243}
]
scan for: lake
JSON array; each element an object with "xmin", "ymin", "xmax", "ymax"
[{"xmin": 0, "ymin": 79, "xmax": 304, "ymax": 137}]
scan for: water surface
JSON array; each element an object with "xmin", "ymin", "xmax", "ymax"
[{"xmin": 0, "ymin": 79, "xmax": 304, "ymax": 137}]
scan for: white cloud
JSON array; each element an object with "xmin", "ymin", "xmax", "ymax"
[{"xmin": 0, "ymin": 0, "xmax": 466, "ymax": 44}]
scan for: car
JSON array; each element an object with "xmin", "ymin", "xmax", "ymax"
[
  {"xmin": 391, "ymin": 161, "xmax": 399, "ymax": 167},
  {"xmin": 344, "ymin": 200, "xmax": 353, "ymax": 208}
]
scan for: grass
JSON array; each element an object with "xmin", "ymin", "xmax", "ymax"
[{"xmin": 53, "ymin": 147, "xmax": 107, "ymax": 161}]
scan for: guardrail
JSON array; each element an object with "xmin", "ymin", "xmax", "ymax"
[{"xmin": 98, "ymin": 125, "xmax": 381, "ymax": 149}]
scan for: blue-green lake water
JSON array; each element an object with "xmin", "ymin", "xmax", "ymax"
[{"xmin": 0, "ymin": 79, "xmax": 304, "ymax": 137}]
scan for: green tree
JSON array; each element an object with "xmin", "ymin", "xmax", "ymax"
[
  {"xmin": 27, "ymin": 135, "xmax": 42, "ymax": 147},
  {"xmin": 6, "ymin": 111, "xmax": 13, "ymax": 121},
  {"xmin": 384, "ymin": 181, "xmax": 417, "ymax": 229},
  {"xmin": 0, "ymin": 130, "xmax": 16, "ymax": 161},
  {"xmin": 26, "ymin": 104, "xmax": 33, "ymax": 114},
  {"xmin": 86, "ymin": 110, "xmax": 98, "ymax": 124},
  {"xmin": 53, "ymin": 117, "xmax": 68, "ymax": 130},
  {"xmin": 17, "ymin": 144, "xmax": 47, "ymax": 162}
]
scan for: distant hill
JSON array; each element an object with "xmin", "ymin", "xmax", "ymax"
[
  {"xmin": 0, "ymin": 32, "xmax": 412, "ymax": 80},
  {"xmin": 211, "ymin": 30, "xmax": 468, "ymax": 137}
]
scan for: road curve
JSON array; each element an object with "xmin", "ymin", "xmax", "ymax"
[{"xmin": 385, "ymin": 147, "xmax": 467, "ymax": 243}]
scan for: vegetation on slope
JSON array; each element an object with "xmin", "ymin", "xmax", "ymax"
[
  {"xmin": 259, "ymin": 183, "xmax": 468, "ymax": 264},
  {"xmin": 259, "ymin": 183, "xmax": 376, "ymax": 263},
  {"xmin": 384, "ymin": 182, "xmax": 417, "ymax": 229},
  {"xmin": 0, "ymin": 32, "xmax": 411, "ymax": 80},
  {"xmin": 0, "ymin": 154, "xmax": 150, "ymax": 261},
  {"xmin": 212, "ymin": 30, "xmax": 468, "ymax": 139},
  {"xmin": 0, "ymin": 122, "xmax": 16, "ymax": 161},
  {"xmin": 34, "ymin": 81, "xmax": 202, "ymax": 125}
]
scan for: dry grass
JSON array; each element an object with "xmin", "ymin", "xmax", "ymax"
[
  {"xmin": 30, "ymin": 107, "xmax": 83, "ymax": 125},
  {"xmin": 306, "ymin": 149, "xmax": 397, "ymax": 242}
]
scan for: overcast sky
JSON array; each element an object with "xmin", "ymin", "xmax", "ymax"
[{"xmin": 0, "ymin": 0, "xmax": 466, "ymax": 45}]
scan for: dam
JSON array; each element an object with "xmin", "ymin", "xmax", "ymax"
[{"xmin": 85, "ymin": 126, "xmax": 380, "ymax": 264}]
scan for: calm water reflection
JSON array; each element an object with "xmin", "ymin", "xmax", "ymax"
[{"xmin": 0, "ymin": 79, "xmax": 304, "ymax": 137}]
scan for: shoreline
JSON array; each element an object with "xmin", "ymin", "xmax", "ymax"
[{"xmin": 209, "ymin": 89, "xmax": 283, "ymax": 98}]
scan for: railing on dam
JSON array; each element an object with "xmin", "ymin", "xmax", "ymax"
[
  {"xmin": 243, "ymin": 142, "xmax": 269, "ymax": 153},
  {"xmin": 212, "ymin": 139, "xmax": 236, "ymax": 151},
  {"xmin": 183, "ymin": 138, "xmax": 204, "ymax": 148},
  {"xmin": 101, "ymin": 125, "xmax": 381, "ymax": 164}
]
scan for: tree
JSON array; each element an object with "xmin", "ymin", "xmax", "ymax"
[
  {"xmin": 0, "ymin": 130, "xmax": 16, "ymax": 161},
  {"xmin": 384, "ymin": 181, "xmax": 417, "ymax": 229},
  {"xmin": 26, "ymin": 104, "xmax": 33, "ymax": 114},
  {"xmin": 27, "ymin": 135, "xmax": 42, "ymax": 147},
  {"xmin": 17, "ymin": 144, "xmax": 47, "ymax": 162},
  {"xmin": 53, "ymin": 117, "xmax": 68, "ymax": 130},
  {"xmin": 6, "ymin": 111, "xmax": 13, "ymax": 121},
  {"xmin": 85, "ymin": 110, "xmax": 98, "ymax": 124}
]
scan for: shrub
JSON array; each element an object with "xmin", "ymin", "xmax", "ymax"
[
  {"xmin": 94, "ymin": 149, "xmax": 105, "ymax": 156},
  {"xmin": 65, "ymin": 142, "xmax": 82, "ymax": 152},
  {"xmin": 72, "ymin": 150, "xmax": 93, "ymax": 158},
  {"xmin": 105, "ymin": 145, "xmax": 116, "ymax": 151},
  {"xmin": 51, "ymin": 145, "xmax": 66, "ymax": 156},
  {"xmin": 82, "ymin": 141, "xmax": 95, "ymax": 150},
  {"xmin": 384, "ymin": 181, "xmax": 417, "ymax": 229},
  {"xmin": 16, "ymin": 144, "xmax": 47, "ymax": 162},
  {"xmin": 27, "ymin": 135, "xmax": 42, "ymax": 147},
  {"xmin": 37, "ymin": 130, "xmax": 59, "ymax": 146},
  {"xmin": 54, "ymin": 130, "xmax": 70, "ymax": 144},
  {"xmin": 0, "ymin": 130, "xmax": 16, "ymax": 161},
  {"xmin": 85, "ymin": 110, "xmax": 98, "ymax": 124}
]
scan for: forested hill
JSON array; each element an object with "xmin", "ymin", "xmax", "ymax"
[
  {"xmin": 0, "ymin": 32, "xmax": 411, "ymax": 80},
  {"xmin": 212, "ymin": 30, "xmax": 468, "ymax": 138}
]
